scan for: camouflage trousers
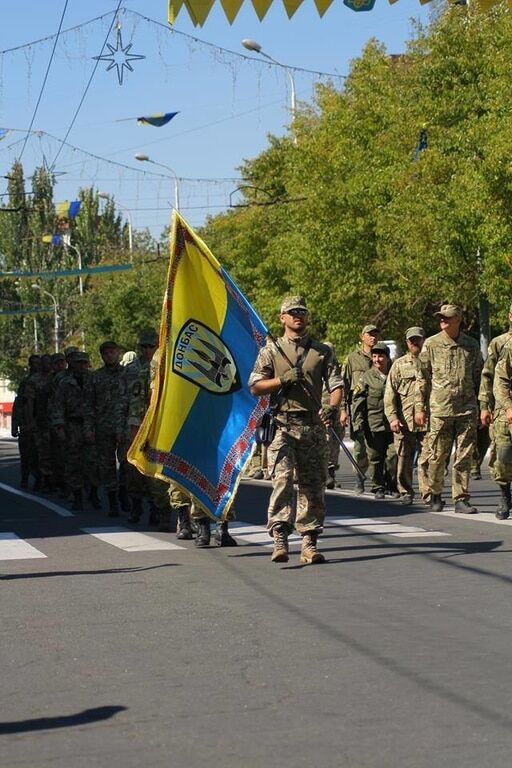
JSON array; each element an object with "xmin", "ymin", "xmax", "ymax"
[
  {"xmin": 267, "ymin": 415, "xmax": 328, "ymax": 535},
  {"xmin": 426, "ymin": 414, "xmax": 477, "ymax": 501},
  {"xmin": 327, "ymin": 419, "xmax": 345, "ymax": 470},
  {"xmin": 50, "ymin": 428, "xmax": 65, "ymax": 488},
  {"xmin": 18, "ymin": 427, "xmax": 39, "ymax": 483},
  {"xmin": 491, "ymin": 416, "xmax": 512, "ymax": 484},
  {"xmin": 95, "ymin": 429, "xmax": 123, "ymax": 492},
  {"xmin": 34, "ymin": 424, "xmax": 52, "ymax": 478},
  {"xmin": 471, "ymin": 425, "xmax": 491, "ymax": 475},
  {"xmin": 366, "ymin": 431, "xmax": 397, "ymax": 493},
  {"xmin": 394, "ymin": 431, "xmax": 428, "ymax": 499},
  {"xmin": 63, "ymin": 421, "xmax": 99, "ymax": 491}
]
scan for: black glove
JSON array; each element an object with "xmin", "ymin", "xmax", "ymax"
[{"xmin": 280, "ymin": 367, "xmax": 304, "ymax": 387}]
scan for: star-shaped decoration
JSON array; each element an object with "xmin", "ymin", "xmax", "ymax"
[{"xmin": 93, "ymin": 27, "xmax": 145, "ymax": 85}]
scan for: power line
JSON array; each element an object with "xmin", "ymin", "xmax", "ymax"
[
  {"xmin": 19, "ymin": 0, "xmax": 70, "ymax": 162},
  {"xmin": 49, "ymin": 0, "xmax": 125, "ymax": 171},
  {"xmin": 0, "ymin": 10, "xmax": 118, "ymax": 55}
]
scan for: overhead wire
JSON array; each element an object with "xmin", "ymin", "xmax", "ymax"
[{"xmin": 18, "ymin": 0, "xmax": 70, "ymax": 161}]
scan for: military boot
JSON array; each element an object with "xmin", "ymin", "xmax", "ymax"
[
  {"xmin": 195, "ymin": 517, "xmax": 211, "ymax": 547},
  {"xmin": 326, "ymin": 466, "xmax": 336, "ymax": 490},
  {"xmin": 214, "ymin": 521, "xmax": 238, "ymax": 547},
  {"xmin": 495, "ymin": 484, "xmax": 511, "ymax": 520},
  {"xmin": 176, "ymin": 507, "xmax": 194, "ymax": 540},
  {"xmin": 107, "ymin": 490, "xmax": 120, "ymax": 517},
  {"xmin": 430, "ymin": 494, "xmax": 444, "ymax": 512},
  {"xmin": 454, "ymin": 499, "xmax": 478, "ymax": 515},
  {"xmin": 271, "ymin": 524, "xmax": 289, "ymax": 563},
  {"xmin": 118, "ymin": 485, "xmax": 131, "ymax": 514},
  {"xmin": 88, "ymin": 486, "xmax": 102, "ymax": 510},
  {"xmin": 354, "ymin": 475, "xmax": 365, "ymax": 494},
  {"xmin": 300, "ymin": 531, "xmax": 325, "ymax": 565},
  {"xmin": 71, "ymin": 489, "xmax": 83, "ymax": 512},
  {"xmin": 128, "ymin": 497, "xmax": 143, "ymax": 523}
]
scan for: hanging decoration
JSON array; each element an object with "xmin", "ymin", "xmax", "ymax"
[{"xmin": 93, "ymin": 23, "xmax": 145, "ymax": 85}]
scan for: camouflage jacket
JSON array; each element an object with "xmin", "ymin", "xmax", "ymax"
[
  {"xmin": 52, "ymin": 372, "xmax": 92, "ymax": 428},
  {"xmin": 478, "ymin": 329, "xmax": 512, "ymax": 412},
  {"xmin": 12, "ymin": 374, "xmax": 32, "ymax": 429},
  {"xmin": 384, "ymin": 352, "xmax": 425, "ymax": 432},
  {"xmin": 248, "ymin": 333, "xmax": 342, "ymax": 413},
  {"xmin": 84, "ymin": 364, "xmax": 124, "ymax": 434},
  {"xmin": 127, "ymin": 360, "xmax": 152, "ymax": 429},
  {"xmin": 352, "ymin": 367, "xmax": 390, "ymax": 433},
  {"xmin": 415, "ymin": 330, "xmax": 483, "ymax": 418},
  {"xmin": 341, "ymin": 345, "xmax": 372, "ymax": 409},
  {"xmin": 493, "ymin": 351, "xmax": 512, "ymax": 413}
]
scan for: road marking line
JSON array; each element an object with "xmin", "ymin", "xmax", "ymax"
[
  {"xmin": 435, "ymin": 508, "xmax": 512, "ymax": 526},
  {"xmin": 228, "ymin": 522, "xmax": 302, "ymax": 547},
  {"xmin": 81, "ymin": 526, "xmax": 185, "ymax": 552},
  {"xmin": 0, "ymin": 481, "xmax": 74, "ymax": 518},
  {"xmin": 0, "ymin": 532, "xmax": 47, "ymax": 560}
]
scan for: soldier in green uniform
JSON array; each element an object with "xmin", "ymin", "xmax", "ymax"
[
  {"xmin": 415, "ymin": 304, "xmax": 483, "ymax": 514},
  {"xmin": 24, "ymin": 354, "xmax": 54, "ymax": 492},
  {"xmin": 491, "ymin": 350, "xmax": 512, "ymax": 518},
  {"xmin": 249, "ymin": 296, "xmax": 343, "ymax": 565},
  {"xmin": 47, "ymin": 352, "xmax": 67, "ymax": 494},
  {"xmin": 85, "ymin": 340, "xmax": 125, "ymax": 517},
  {"xmin": 352, "ymin": 342, "xmax": 397, "ymax": 499},
  {"xmin": 53, "ymin": 352, "xmax": 101, "ymax": 511},
  {"xmin": 384, "ymin": 327, "xmax": 428, "ymax": 505},
  {"xmin": 340, "ymin": 324, "xmax": 379, "ymax": 493},
  {"xmin": 323, "ymin": 341, "xmax": 344, "ymax": 489},
  {"xmin": 12, "ymin": 354, "xmax": 41, "ymax": 489}
]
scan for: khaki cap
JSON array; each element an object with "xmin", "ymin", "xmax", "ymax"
[
  {"xmin": 362, "ymin": 324, "xmax": 379, "ymax": 335},
  {"xmin": 434, "ymin": 304, "xmax": 462, "ymax": 319},
  {"xmin": 64, "ymin": 346, "xmax": 80, "ymax": 359},
  {"xmin": 371, "ymin": 342, "xmax": 390, "ymax": 356},
  {"xmin": 406, "ymin": 326, "xmax": 426, "ymax": 340},
  {"xmin": 280, "ymin": 295, "xmax": 307, "ymax": 314},
  {"xmin": 73, "ymin": 352, "xmax": 90, "ymax": 363}
]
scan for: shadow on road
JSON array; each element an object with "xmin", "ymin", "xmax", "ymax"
[
  {"xmin": 0, "ymin": 705, "xmax": 127, "ymax": 735},
  {"xmin": 0, "ymin": 563, "xmax": 180, "ymax": 581}
]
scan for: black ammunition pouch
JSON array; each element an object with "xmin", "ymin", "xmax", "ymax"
[{"xmin": 255, "ymin": 410, "xmax": 277, "ymax": 446}]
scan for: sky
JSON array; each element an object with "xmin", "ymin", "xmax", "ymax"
[{"xmin": 0, "ymin": 0, "xmax": 433, "ymax": 240}]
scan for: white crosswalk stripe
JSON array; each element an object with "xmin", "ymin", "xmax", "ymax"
[
  {"xmin": 80, "ymin": 526, "xmax": 186, "ymax": 552},
  {"xmin": 0, "ymin": 532, "xmax": 47, "ymax": 560}
]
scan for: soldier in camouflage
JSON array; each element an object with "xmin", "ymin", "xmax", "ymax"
[
  {"xmin": 85, "ymin": 340, "xmax": 125, "ymax": 517},
  {"xmin": 322, "ymin": 341, "xmax": 344, "ymax": 489},
  {"xmin": 12, "ymin": 354, "xmax": 41, "ymax": 489},
  {"xmin": 352, "ymin": 342, "xmax": 397, "ymax": 499},
  {"xmin": 52, "ymin": 352, "xmax": 100, "ymax": 511},
  {"xmin": 384, "ymin": 327, "xmax": 428, "ymax": 505},
  {"xmin": 249, "ymin": 295, "xmax": 343, "ymax": 565},
  {"xmin": 490, "ymin": 349, "xmax": 512, "ymax": 519},
  {"xmin": 24, "ymin": 354, "xmax": 54, "ymax": 492},
  {"xmin": 415, "ymin": 304, "xmax": 483, "ymax": 514},
  {"xmin": 340, "ymin": 324, "xmax": 379, "ymax": 493}
]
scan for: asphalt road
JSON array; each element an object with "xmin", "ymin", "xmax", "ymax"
[{"xmin": 1, "ymin": 436, "xmax": 512, "ymax": 768}]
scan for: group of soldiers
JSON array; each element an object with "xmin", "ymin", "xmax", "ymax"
[
  {"xmin": 248, "ymin": 296, "xmax": 512, "ymax": 565},
  {"xmin": 11, "ymin": 330, "xmax": 238, "ymax": 548}
]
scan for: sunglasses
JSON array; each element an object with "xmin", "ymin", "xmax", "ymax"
[{"xmin": 286, "ymin": 308, "xmax": 307, "ymax": 317}]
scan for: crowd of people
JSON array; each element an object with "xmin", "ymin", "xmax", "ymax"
[{"xmin": 10, "ymin": 296, "xmax": 512, "ymax": 565}]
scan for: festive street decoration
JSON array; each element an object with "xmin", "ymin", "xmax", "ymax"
[{"xmin": 93, "ymin": 25, "xmax": 145, "ymax": 85}]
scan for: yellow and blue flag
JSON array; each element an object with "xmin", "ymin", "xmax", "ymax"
[
  {"xmin": 137, "ymin": 112, "xmax": 178, "ymax": 127},
  {"xmin": 128, "ymin": 211, "xmax": 268, "ymax": 520}
]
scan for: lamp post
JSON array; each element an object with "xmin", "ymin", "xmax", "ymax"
[
  {"xmin": 134, "ymin": 154, "xmax": 181, "ymax": 211},
  {"xmin": 98, "ymin": 192, "xmax": 133, "ymax": 254},
  {"xmin": 242, "ymin": 38, "xmax": 297, "ymax": 118},
  {"xmin": 31, "ymin": 284, "xmax": 59, "ymax": 352}
]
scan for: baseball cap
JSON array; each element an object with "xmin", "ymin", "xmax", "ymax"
[
  {"xmin": 72, "ymin": 352, "xmax": 89, "ymax": 363},
  {"xmin": 280, "ymin": 295, "xmax": 307, "ymax": 314},
  {"xmin": 64, "ymin": 346, "xmax": 80, "ymax": 359},
  {"xmin": 362, "ymin": 324, "xmax": 379, "ymax": 335},
  {"xmin": 138, "ymin": 329, "xmax": 158, "ymax": 346},
  {"xmin": 434, "ymin": 304, "xmax": 462, "ymax": 319},
  {"xmin": 372, "ymin": 342, "xmax": 390, "ymax": 355},
  {"xmin": 50, "ymin": 352, "xmax": 65, "ymax": 363},
  {"xmin": 99, "ymin": 340, "xmax": 118, "ymax": 353},
  {"xmin": 405, "ymin": 326, "xmax": 426, "ymax": 340}
]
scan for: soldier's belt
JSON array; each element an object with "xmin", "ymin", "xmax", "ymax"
[{"xmin": 276, "ymin": 411, "xmax": 321, "ymax": 424}]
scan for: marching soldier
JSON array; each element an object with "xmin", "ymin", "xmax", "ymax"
[{"xmin": 491, "ymin": 350, "xmax": 512, "ymax": 519}]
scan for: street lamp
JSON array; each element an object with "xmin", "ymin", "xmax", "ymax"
[
  {"xmin": 31, "ymin": 284, "xmax": 60, "ymax": 353},
  {"xmin": 98, "ymin": 192, "xmax": 133, "ymax": 253},
  {"xmin": 134, "ymin": 154, "xmax": 180, "ymax": 211},
  {"xmin": 242, "ymin": 38, "xmax": 297, "ymax": 118}
]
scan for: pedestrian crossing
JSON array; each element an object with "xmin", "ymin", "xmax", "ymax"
[{"xmin": 0, "ymin": 515, "xmax": 449, "ymax": 561}]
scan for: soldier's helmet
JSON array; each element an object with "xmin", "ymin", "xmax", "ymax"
[{"xmin": 138, "ymin": 329, "xmax": 158, "ymax": 347}]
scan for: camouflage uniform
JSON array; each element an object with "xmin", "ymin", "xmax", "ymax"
[
  {"xmin": 341, "ymin": 345, "xmax": 372, "ymax": 475},
  {"xmin": 25, "ymin": 369, "xmax": 54, "ymax": 487},
  {"xmin": 249, "ymin": 333, "xmax": 342, "ymax": 535},
  {"xmin": 477, "ymin": 327, "xmax": 512, "ymax": 478},
  {"xmin": 84, "ymin": 362, "xmax": 124, "ymax": 492},
  {"xmin": 384, "ymin": 351, "xmax": 428, "ymax": 500},
  {"xmin": 416, "ymin": 329, "xmax": 483, "ymax": 502},
  {"xmin": 353, "ymin": 365, "xmax": 397, "ymax": 495},
  {"xmin": 13, "ymin": 369, "xmax": 40, "ymax": 487},
  {"xmin": 322, "ymin": 342, "xmax": 344, "ymax": 488},
  {"xmin": 491, "ymin": 352, "xmax": 512, "ymax": 484},
  {"xmin": 52, "ymin": 367, "xmax": 99, "ymax": 494}
]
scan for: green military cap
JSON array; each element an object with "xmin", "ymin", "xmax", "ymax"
[
  {"xmin": 73, "ymin": 351, "xmax": 90, "ymax": 363},
  {"xmin": 138, "ymin": 329, "xmax": 158, "ymax": 346},
  {"xmin": 64, "ymin": 345, "xmax": 80, "ymax": 359},
  {"xmin": 50, "ymin": 352, "xmax": 65, "ymax": 363},
  {"xmin": 280, "ymin": 295, "xmax": 307, "ymax": 314},
  {"xmin": 371, "ymin": 342, "xmax": 390, "ymax": 355},
  {"xmin": 99, "ymin": 339, "xmax": 118, "ymax": 353},
  {"xmin": 405, "ymin": 326, "xmax": 426, "ymax": 340},
  {"xmin": 362, "ymin": 324, "xmax": 379, "ymax": 334},
  {"xmin": 434, "ymin": 304, "xmax": 462, "ymax": 319}
]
